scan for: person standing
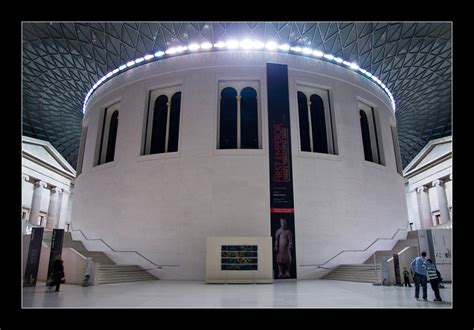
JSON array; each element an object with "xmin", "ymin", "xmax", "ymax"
[
  {"xmin": 426, "ymin": 259, "xmax": 443, "ymax": 302},
  {"xmin": 410, "ymin": 251, "xmax": 428, "ymax": 300},
  {"xmin": 402, "ymin": 267, "xmax": 412, "ymax": 287}
]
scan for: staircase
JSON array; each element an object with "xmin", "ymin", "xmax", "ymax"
[
  {"xmin": 43, "ymin": 230, "xmax": 158, "ymax": 285},
  {"xmin": 322, "ymin": 231, "xmax": 418, "ymax": 283}
]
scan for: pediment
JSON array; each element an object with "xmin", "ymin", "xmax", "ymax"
[{"xmin": 403, "ymin": 136, "xmax": 451, "ymax": 175}]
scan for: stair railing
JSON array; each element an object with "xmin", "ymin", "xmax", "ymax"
[
  {"xmin": 69, "ymin": 224, "xmax": 180, "ymax": 271},
  {"xmin": 300, "ymin": 223, "xmax": 409, "ymax": 270}
]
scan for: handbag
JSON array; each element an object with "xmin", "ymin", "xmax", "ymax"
[{"xmin": 60, "ymin": 277, "xmax": 66, "ymax": 284}]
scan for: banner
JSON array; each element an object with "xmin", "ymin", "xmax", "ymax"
[
  {"xmin": 266, "ymin": 63, "xmax": 297, "ymax": 279},
  {"xmin": 46, "ymin": 229, "xmax": 65, "ymax": 280},
  {"xmin": 23, "ymin": 227, "xmax": 44, "ymax": 287},
  {"xmin": 393, "ymin": 253, "xmax": 401, "ymax": 285}
]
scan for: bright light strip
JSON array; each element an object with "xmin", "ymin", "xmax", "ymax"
[
  {"xmin": 313, "ymin": 50, "xmax": 324, "ymax": 57},
  {"xmin": 188, "ymin": 44, "xmax": 200, "ymax": 51},
  {"xmin": 252, "ymin": 41, "xmax": 264, "ymax": 49},
  {"xmin": 265, "ymin": 42, "xmax": 278, "ymax": 50},
  {"xmin": 83, "ymin": 39, "xmax": 395, "ymax": 113},
  {"xmin": 226, "ymin": 40, "xmax": 239, "ymax": 49},
  {"xmin": 240, "ymin": 39, "xmax": 253, "ymax": 49},
  {"xmin": 165, "ymin": 47, "xmax": 177, "ymax": 55}
]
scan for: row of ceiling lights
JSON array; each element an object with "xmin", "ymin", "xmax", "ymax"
[{"xmin": 83, "ymin": 40, "xmax": 396, "ymax": 113}]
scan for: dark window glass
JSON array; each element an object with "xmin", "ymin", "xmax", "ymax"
[
  {"xmin": 105, "ymin": 111, "xmax": 118, "ymax": 163},
  {"xmin": 360, "ymin": 110, "xmax": 373, "ymax": 162},
  {"xmin": 297, "ymin": 92, "xmax": 311, "ymax": 152},
  {"xmin": 219, "ymin": 87, "xmax": 237, "ymax": 149},
  {"xmin": 167, "ymin": 92, "xmax": 181, "ymax": 152},
  {"xmin": 151, "ymin": 95, "xmax": 168, "ymax": 154},
  {"xmin": 240, "ymin": 87, "xmax": 258, "ymax": 149},
  {"xmin": 310, "ymin": 94, "xmax": 328, "ymax": 154}
]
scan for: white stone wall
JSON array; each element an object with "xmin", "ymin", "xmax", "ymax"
[{"xmin": 72, "ymin": 51, "xmax": 407, "ymax": 280}]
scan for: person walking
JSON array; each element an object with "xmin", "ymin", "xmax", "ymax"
[
  {"xmin": 49, "ymin": 255, "xmax": 65, "ymax": 292},
  {"xmin": 410, "ymin": 251, "xmax": 428, "ymax": 301},
  {"xmin": 426, "ymin": 259, "xmax": 443, "ymax": 302}
]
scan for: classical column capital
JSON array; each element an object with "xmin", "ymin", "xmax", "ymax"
[
  {"xmin": 51, "ymin": 187, "xmax": 63, "ymax": 194},
  {"xmin": 416, "ymin": 186, "xmax": 428, "ymax": 193},
  {"xmin": 34, "ymin": 180, "xmax": 48, "ymax": 189},
  {"xmin": 433, "ymin": 179, "xmax": 445, "ymax": 187},
  {"xmin": 22, "ymin": 174, "xmax": 30, "ymax": 182}
]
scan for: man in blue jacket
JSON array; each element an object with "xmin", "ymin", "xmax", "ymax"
[{"xmin": 410, "ymin": 251, "xmax": 428, "ymax": 300}]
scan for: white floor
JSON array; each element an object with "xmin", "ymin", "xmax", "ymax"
[{"xmin": 22, "ymin": 280, "xmax": 452, "ymax": 308}]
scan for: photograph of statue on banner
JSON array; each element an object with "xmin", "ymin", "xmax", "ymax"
[{"xmin": 272, "ymin": 216, "xmax": 296, "ymax": 279}]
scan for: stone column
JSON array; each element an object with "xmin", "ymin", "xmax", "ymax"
[
  {"xmin": 58, "ymin": 190, "xmax": 70, "ymax": 229},
  {"xmin": 46, "ymin": 187, "xmax": 63, "ymax": 229},
  {"xmin": 433, "ymin": 179, "xmax": 450, "ymax": 224},
  {"xmin": 29, "ymin": 181, "xmax": 48, "ymax": 225},
  {"xmin": 416, "ymin": 186, "xmax": 433, "ymax": 229}
]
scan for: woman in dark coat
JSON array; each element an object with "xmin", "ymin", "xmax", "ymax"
[{"xmin": 50, "ymin": 255, "xmax": 65, "ymax": 292}]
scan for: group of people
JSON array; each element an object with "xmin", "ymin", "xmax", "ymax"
[{"xmin": 404, "ymin": 251, "xmax": 443, "ymax": 302}]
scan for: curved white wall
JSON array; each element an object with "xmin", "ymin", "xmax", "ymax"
[{"xmin": 71, "ymin": 51, "xmax": 408, "ymax": 280}]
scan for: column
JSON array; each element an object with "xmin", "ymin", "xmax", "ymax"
[
  {"xmin": 58, "ymin": 190, "xmax": 70, "ymax": 229},
  {"xmin": 433, "ymin": 179, "xmax": 450, "ymax": 224},
  {"xmin": 29, "ymin": 181, "xmax": 48, "ymax": 225},
  {"xmin": 416, "ymin": 186, "xmax": 433, "ymax": 229},
  {"xmin": 46, "ymin": 187, "xmax": 63, "ymax": 229}
]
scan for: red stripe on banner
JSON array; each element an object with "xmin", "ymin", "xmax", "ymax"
[{"xmin": 270, "ymin": 208, "xmax": 294, "ymax": 214}]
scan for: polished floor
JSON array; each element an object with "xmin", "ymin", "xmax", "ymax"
[{"xmin": 23, "ymin": 280, "xmax": 452, "ymax": 308}]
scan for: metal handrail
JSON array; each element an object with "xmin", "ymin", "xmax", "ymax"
[
  {"xmin": 300, "ymin": 223, "xmax": 410, "ymax": 269},
  {"xmin": 69, "ymin": 224, "xmax": 180, "ymax": 270}
]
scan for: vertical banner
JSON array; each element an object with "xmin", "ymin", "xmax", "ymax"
[
  {"xmin": 46, "ymin": 229, "xmax": 65, "ymax": 279},
  {"xmin": 23, "ymin": 227, "xmax": 44, "ymax": 287},
  {"xmin": 266, "ymin": 63, "xmax": 297, "ymax": 279}
]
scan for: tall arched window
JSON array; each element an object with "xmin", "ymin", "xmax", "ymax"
[
  {"xmin": 297, "ymin": 87, "xmax": 335, "ymax": 154},
  {"xmin": 151, "ymin": 95, "xmax": 169, "ymax": 154},
  {"xmin": 76, "ymin": 126, "xmax": 88, "ymax": 176},
  {"xmin": 360, "ymin": 110, "xmax": 373, "ymax": 162},
  {"xmin": 96, "ymin": 102, "xmax": 120, "ymax": 166},
  {"xmin": 359, "ymin": 103, "xmax": 383, "ymax": 165},
  {"xmin": 240, "ymin": 87, "xmax": 258, "ymax": 149},
  {"xmin": 168, "ymin": 92, "xmax": 181, "ymax": 153},
  {"xmin": 105, "ymin": 111, "xmax": 118, "ymax": 163},
  {"xmin": 297, "ymin": 92, "xmax": 311, "ymax": 152},
  {"xmin": 219, "ymin": 87, "xmax": 238, "ymax": 149},
  {"xmin": 310, "ymin": 94, "xmax": 328, "ymax": 154},
  {"xmin": 218, "ymin": 82, "xmax": 261, "ymax": 150},
  {"xmin": 143, "ymin": 86, "xmax": 182, "ymax": 155}
]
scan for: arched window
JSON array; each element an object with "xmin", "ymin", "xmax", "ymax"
[
  {"xmin": 218, "ymin": 82, "xmax": 261, "ymax": 150},
  {"xmin": 360, "ymin": 110, "xmax": 373, "ymax": 162},
  {"xmin": 219, "ymin": 87, "xmax": 238, "ymax": 149},
  {"xmin": 143, "ymin": 86, "xmax": 182, "ymax": 155},
  {"xmin": 150, "ymin": 95, "xmax": 168, "ymax": 154},
  {"xmin": 297, "ymin": 91, "xmax": 311, "ymax": 152},
  {"xmin": 96, "ymin": 103, "xmax": 120, "ymax": 166},
  {"xmin": 240, "ymin": 87, "xmax": 258, "ymax": 149},
  {"xmin": 167, "ymin": 92, "xmax": 181, "ymax": 153},
  {"xmin": 105, "ymin": 111, "xmax": 118, "ymax": 163},
  {"xmin": 359, "ymin": 102, "xmax": 384, "ymax": 165},
  {"xmin": 76, "ymin": 126, "xmax": 88, "ymax": 176},
  {"xmin": 297, "ymin": 87, "xmax": 335, "ymax": 154}
]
